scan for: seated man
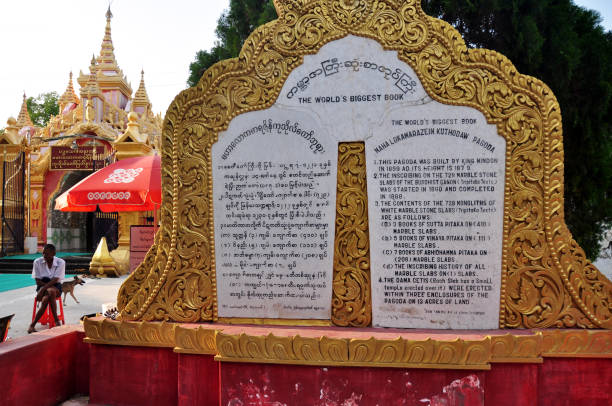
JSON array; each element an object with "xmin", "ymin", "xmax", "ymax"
[{"xmin": 28, "ymin": 244, "xmax": 66, "ymax": 333}]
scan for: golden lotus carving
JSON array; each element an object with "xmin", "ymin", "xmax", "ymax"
[{"xmin": 115, "ymin": 0, "xmax": 612, "ymax": 330}]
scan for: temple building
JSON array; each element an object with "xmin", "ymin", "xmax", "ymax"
[{"xmin": 1, "ymin": 7, "xmax": 161, "ymax": 271}]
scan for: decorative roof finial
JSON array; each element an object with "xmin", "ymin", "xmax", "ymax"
[
  {"xmin": 82, "ymin": 60, "xmax": 102, "ymax": 99},
  {"xmin": 59, "ymin": 71, "xmax": 80, "ymax": 107},
  {"xmin": 133, "ymin": 68, "xmax": 151, "ymax": 110},
  {"xmin": 97, "ymin": 5, "xmax": 120, "ymax": 76}
]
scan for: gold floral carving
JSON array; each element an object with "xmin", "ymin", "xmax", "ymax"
[
  {"xmin": 332, "ymin": 142, "xmax": 372, "ymax": 327},
  {"xmin": 490, "ymin": 333, "xmax": 543, "ymax": 363},
  {"xmin": 83, "ymin": 317, "xmax": 176, "ymax": 347},
  {"xmin": 65, "ymin": 122, "xmax": 116, "ymax": 142},
  {"xmin": 82, "ymin": 318, "xmax": 612, "ymax": 365},
  {"xmin": 541, "ymin": 330, "xmax": 612, "ymax": 358},
  {"xmin": 215, "ymin": 332, "xmax": 491, "ymax": 369},
  {"xmin": 115, "ymin": 0, "xmax": 612, "ymax": 329},
  {"xmin": 174, "ymin": 326, "xmax": 217, "ymax": 355}
]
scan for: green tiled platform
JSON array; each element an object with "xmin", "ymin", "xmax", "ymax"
[{"xmin": 0, "ymin": 273, "xmax": 76, "ymax": 293}]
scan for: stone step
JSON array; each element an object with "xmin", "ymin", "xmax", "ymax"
[{"xmin": 0, "ymin": 255, "xmax": 92, "ymax": 274}]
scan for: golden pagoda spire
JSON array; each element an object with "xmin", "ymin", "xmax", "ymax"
[
  {"xmin": 75, "ymin": 6, "xmax": 132, "ymax": 101},
  {"xmin": 89, "ymin": 54, "xmax": 97, "ymax": 74},
  {"xmin": 78, "ymin": 55, "xmax": 97, "ymax": 90},
  {"xmin": 81, "ymin": 56, "xmax": 102, "ymax": 98},
  {"xmin": 97, "ymin": 5, "xmax": 121, "ymax": 75},
  {"xmin": 59, "ymin": 72, "xmax": 80, "ymax": 109},
  {"xmin": 132, "ymin": 69, "xmax": 151, "ymax": 113},
  {"xmin": 16, "ymin": 92, "xmax": 34, "ymax": 128}
]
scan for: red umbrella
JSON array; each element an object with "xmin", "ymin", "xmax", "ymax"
[{"xmin": 55, "ymin": 155, "xmax": 161, "ymax": 212}]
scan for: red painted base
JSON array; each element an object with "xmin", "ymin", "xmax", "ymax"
[
  {"xmin": 3, "ymin": 327, "xmax": 612, "ymax": 406},
  {"xmin": 219, "ymin": 360, "xmax": 612, "ymax": 406},
  {"xmin": 0, "ymin": 326, "xmax": 89, "ymax": 406},
  {"xmin": 85, "ymin": 345, "xmax": 612, "ymax": 406},
  {"xmin": 88, "ymin": 345, "xmax": 220, "ymax": 406},
  {"xmin": 222, "ymin": 363, "xmax": 486, "ymax": 405}
]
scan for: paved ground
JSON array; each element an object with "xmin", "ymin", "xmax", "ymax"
[{"xmin": 0, "ymin": 275, "xmax": 127, "ymax": 339}]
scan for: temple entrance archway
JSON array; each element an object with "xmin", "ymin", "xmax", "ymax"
[{"xmin": 47, "ymin": 170, "xmax": 118, "ymax": 252}]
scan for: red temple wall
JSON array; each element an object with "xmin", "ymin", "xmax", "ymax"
[{"xmin": 85, "ymin": 343, "xmax": 612, "ymax": 406}]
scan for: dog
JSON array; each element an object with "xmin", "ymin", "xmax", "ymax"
[{"xmin": 61, "ymin": 276, "xmax": 86, "ymax": 305}]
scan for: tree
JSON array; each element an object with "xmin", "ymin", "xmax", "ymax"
[
  {"xmin": 188, "ymin": 0, "xmax": 612, "ymax": 259},
  {"xmin": 187, "ymin": 0, "xmax": 277, "ymax": 87},
  {"xmin": 420, "ymin": 0, "xmax": 612, "ymax": 259},
  {"xmin": 26, "ymin": 92, "xmax": 59, "ymax": 126}
]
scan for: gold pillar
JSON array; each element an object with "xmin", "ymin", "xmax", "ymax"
[{"xmin": 29, "ymin": 182, "xmax": 45, "ymax": 241}]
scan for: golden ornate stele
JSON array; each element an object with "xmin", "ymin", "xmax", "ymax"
[
  {"xmin": 116, "ymin": 0, "xmax": 612, "ymax": 330},
  {"xmin": 83, "ymin": 317, "xmax": 612, "ymax": 368}
]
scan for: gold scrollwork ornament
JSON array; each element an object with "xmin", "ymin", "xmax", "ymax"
[{"xmin": 116, "ymin": 0, "xmax": 612, "ymax": 330}]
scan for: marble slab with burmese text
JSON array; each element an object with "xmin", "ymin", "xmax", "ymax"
[{"xmin": 213, "ymin": 36, "xmax": 505, "ymax": 327}]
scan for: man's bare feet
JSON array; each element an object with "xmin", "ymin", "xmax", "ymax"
[
  {"xmin": 27, "ymin": 325, "xmax": 36, "ymax": 334},
  {"xmin": 53, "ymin": 319, "xmax": 61, "ymax": 327}
]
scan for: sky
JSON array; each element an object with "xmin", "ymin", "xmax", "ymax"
[{"xmin": 0, "ymin": 0, "xmax": 610, "ymax": 126}]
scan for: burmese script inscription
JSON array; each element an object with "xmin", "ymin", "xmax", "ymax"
[
  {"xmin": 213, "ymin": 108, "xmax": 337, "ymax": 319},
  {"xmin": 212, "ymin": 36, "xmax": 506, "ymax": 327},
  {"xmin": 278, "ymin": 35, "xmax": 430, "ymax": 141}
]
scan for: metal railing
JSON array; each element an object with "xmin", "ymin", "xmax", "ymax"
[{"xmin": 1, "ymin": 152, "xmax": 25, "ymax": 256}]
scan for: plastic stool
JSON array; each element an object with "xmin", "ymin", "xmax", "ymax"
[{"xmin": 31, "ymin": 295, "xmax": 65, "ymax": 327}]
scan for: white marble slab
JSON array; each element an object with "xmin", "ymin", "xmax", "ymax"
[
  {"xmin": 366, "ymin": 104, "xmax": 505, "ymax": 329},
  {"xmin": 277, "ymin": 35, "xmax": 431, "ymax": 141},
  {"xmin": 212, "ymin": 35, "xmax": 506, "ymax": 327},
  {"xmin": 213, "ymin": 106, "xmax": 337, "ymax": 319}
]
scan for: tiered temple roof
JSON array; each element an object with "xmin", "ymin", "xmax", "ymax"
[
  {"xmin": 10, "ymin": 6, "xmax": 161, "ymax": 144},
  {"xmin": 78, "ymin": 6, "xmax": 133, "ymax": 102}
]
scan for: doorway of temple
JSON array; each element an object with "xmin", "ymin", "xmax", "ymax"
[
  {"xmin": 87, "ymin": 209, "xmax": 118, "ymax": 252},
  {"xmin": 47, "ymin": 171, "xmax": 118, "ymax": 252}
]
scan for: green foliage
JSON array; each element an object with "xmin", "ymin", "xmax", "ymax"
[
  {"xmin": 422, "ymin": 0, "xmax": 612, "ymax": 259},
  {"xmin": 26, "ymin": 92, "xmax": 59, "ymax": 126},
  {"xmin": 188, "ymin": 0, "xmax": 611, "ymax": 259},
  {"xmin": 187, "ymin": 0, "xmax": 277, "ymax": 87}
]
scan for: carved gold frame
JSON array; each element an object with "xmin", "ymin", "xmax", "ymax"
[{"xmin": 116, "ymin": 0, "xmax": 612, "ymax": 329}]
